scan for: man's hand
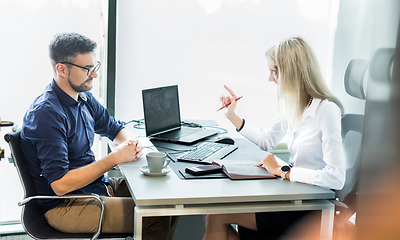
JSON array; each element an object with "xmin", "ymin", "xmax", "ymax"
[
  {"xmin": 112, "ymin": 128, "xmax": 144, "ymax": 162},
  {"xmin": 114, "ymin": 139, "xmax": 143, "ymax": 164},
  {"xmin": 128, "ymin": 139, "xmax": 144, "ymax": 160}
]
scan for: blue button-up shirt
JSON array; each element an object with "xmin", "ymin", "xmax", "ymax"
[{"xmin": 21, "ymin": 80, "xmax": 124, "ymax": 212}]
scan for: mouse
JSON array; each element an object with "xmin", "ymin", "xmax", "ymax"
[{"xmin": 215, "ymin": 137, "xmax": 235, "ymax": 145}]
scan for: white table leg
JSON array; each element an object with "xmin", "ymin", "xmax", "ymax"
[
  {"xmin": 134, "ymin": 207, "xmax": 143, "ymax": 240},
  {"xmin": 320, "ymin": 204, "xmax": 334, "ymax": 240}
]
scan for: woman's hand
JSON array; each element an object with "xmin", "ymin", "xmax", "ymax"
[
  {"xmin": 220, "ymin": 85, "xmax": 238, "ymax": 117},
  {"xmin": 256, "ymin": 154, "xmax": 281, "ymax": 176},
  {"xmin": 219, "ymin": 85, "xmax": 244, "ymax": 130}
]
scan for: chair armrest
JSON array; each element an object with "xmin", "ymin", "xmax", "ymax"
[
  {"xmin": 269, "ymin": 142, "xmax": 290, "ymax": 154},
  {"xmin": 18, "ymin": 194, "xmax": 105, "ymax": 240},
  {"xmin": 329, "ymin": 199, "xmax": 349, "ymax": 209}
]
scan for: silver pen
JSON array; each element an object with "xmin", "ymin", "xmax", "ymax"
[{"xmin": 165, "ymin": 152, "xmax": 176, "ymax": 163}]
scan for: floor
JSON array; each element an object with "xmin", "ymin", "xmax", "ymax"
[
  {"xmin": 0, "ymin": 215, "xmax": 205, "ymax": 240},
  {"xmin": 0, "ymin": 234, "xmax": 30, "ymax": 240}
]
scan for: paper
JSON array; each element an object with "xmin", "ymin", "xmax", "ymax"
[{"xmin": 212, "ymin": 162, "xmax": 276, "ymax": 180}]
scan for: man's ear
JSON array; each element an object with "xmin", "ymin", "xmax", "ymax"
[{"xmin": 55, "ymin": 63, "xmax": 68, "ymax": 78}]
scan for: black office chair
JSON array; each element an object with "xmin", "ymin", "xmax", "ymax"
[
  {"xmin": 333, "ymin": 59, "xmax": 368, "ymax": 239},
  {"xmin": 4, "ymin": 130, "xmax": 131, "ymax": 240}
]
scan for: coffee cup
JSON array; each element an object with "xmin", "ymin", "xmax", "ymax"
[{"xmin": 146, "ymin": 152, "xmax": 170, "ymax": 173}]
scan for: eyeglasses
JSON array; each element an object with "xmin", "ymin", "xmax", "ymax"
[{"xmin": 59, "ymin": 61, "xmax": 101, "ymax": 76}]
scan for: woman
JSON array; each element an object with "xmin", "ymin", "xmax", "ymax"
[{"xmin": 203, "ymin": 36, "xmax": 346, "ymax": 240}]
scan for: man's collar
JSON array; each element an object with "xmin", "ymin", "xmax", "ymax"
[
  {"xmin": 78, "ymin": 92, "xmax": 87, "ymax": 102},
  {"xmin": 51, "ymin": 79, "xmax": 86, "ymax": 107},
  {"xmin": 77, "ymin": 92, "xmax": 88, "ymax": 107}
]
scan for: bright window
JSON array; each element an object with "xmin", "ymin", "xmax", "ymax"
[
  {"xmin": 114, "ymin": 0, "xmax": 338, "ymax": 134},
  {"xmin": 0, "ymin": 0, "xmax": 108, "ymax": 227}
]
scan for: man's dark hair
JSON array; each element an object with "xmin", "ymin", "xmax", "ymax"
[{"xmin": 49, "ymin": 33, "xmax": 97, "ymax": 69}]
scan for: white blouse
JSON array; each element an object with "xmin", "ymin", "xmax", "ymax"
[{"xmin": 239, "ymin": 98, "xmax": 346, "ymax": 190}]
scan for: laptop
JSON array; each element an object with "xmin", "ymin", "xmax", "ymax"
[{"xmin": 142, "ymin": 85, "xmax": 220, "ymax": 144}]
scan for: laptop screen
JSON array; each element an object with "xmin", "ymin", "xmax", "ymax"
[{"xmin": 142, "ymin": 85, "xmax": 182, "ymax": 136}]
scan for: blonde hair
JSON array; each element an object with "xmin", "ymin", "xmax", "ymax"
[{"xmin": 266, "ymin": 36, "xmax": 343, "ymax": 128}]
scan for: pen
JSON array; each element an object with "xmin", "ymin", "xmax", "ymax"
[
  {"xmin": 165, "ymin": 152, "xmax": 176, "ymax": 163},
  {"xmin": 217, "ymin": 96, "xmax": 243, "ymax": 111}
]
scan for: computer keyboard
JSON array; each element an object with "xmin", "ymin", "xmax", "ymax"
[{"xmin": 177, "ymin": 142, "xmax": 229, "ymax": 162}]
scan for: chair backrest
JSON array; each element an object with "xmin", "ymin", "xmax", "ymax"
[
  {"xmin": 5, "ymin": 130, "xmax": 128, "ymax": 239},
  {"xmin": 344, "ymin": 59, "xmax": 368, "ymax": 100},
  {"xmin": 335, "ymin": 59, "xmax": 368, "ymax": 202},
  {"xmin": 336, "ymin": 114, "xmax": 364, "ymax": 202},
  {"xmin": 5, "ymin": 130, "xmax": 81, "ymax": 238}
]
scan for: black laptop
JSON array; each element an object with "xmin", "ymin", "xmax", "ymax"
[{"xmin": 142, "ymin": 85, "xmax": 220, "ymax": 144}]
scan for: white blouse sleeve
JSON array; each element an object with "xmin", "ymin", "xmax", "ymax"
[
  {"xmin": 290, "ymin": 102, "xmax": 346, "ymax": 190},
  {"xmin": 239, "ymin": 116, "xmax": 286, "ymax": 152}
]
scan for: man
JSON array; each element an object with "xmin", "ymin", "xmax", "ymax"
[{"xmin": 21, "ymin": 33, "xmax": 177, "ymax": 239}]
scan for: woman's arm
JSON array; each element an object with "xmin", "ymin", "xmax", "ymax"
[
  {"xmin": 221, "ymin": 85, "xmax": 285, "ymax": 151},
  {"xmin": 239, "ymin": 117, "xmax": 286, "ymax": 152}
]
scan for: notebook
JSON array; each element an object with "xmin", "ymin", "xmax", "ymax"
[{"xmin": 142, "ymin": 85, "xmax": 220, "ymax": 144}]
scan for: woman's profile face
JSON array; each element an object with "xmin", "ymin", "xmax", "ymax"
[{"xmin": 267, "ymin": 60, "xmax": 278, "ymax": 84}]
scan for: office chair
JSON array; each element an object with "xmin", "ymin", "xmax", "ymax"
[
  {"xmin": 337, "ymin": 59, "xmax": 369, "ymax": 202},
  {"xmin": 4, "ymin": 130, "xmax": 131, "ymax": 240},
  {"xmin": 0, "ymin": 120, "xmax": 14, "ymax": 160},
  {"xmin": 333, "ymin": 59, "xmax": 368, "ymax": 240}
]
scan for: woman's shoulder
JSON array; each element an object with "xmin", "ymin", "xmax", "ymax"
[{"xmin": 316, "ymin": 99, "xmax": 341, "ymax": 117}]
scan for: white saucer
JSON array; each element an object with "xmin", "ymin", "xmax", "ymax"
[{"xmin": 140, "ymin": 166, "xmax": 171, "ymax": 176}]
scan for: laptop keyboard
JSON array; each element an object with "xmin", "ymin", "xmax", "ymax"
[{"xmin": 177, "ymin": 142, "xmax": 228, "ymax": 161}]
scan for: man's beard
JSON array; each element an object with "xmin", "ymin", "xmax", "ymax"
[{"xmin": 68, "ymin": 77, "xmax": 93, "ymax": 92}]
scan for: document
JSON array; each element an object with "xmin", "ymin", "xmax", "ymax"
[{"xmin": 213, "ymin": 161, "xmax": 277, "ymax": 180}]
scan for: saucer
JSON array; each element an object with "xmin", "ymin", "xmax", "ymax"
[{"xmin": 140, "ymin": 166, "xmax": 171, "ymax": 176}]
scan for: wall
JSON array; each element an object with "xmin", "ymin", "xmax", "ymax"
[
  {"xmin": 329, "ymin": 0, "xmax": 376, "ymax": 114},
  {"xmin": 330, "ymin": 0, "xmax": 399, "ymax": 115}
]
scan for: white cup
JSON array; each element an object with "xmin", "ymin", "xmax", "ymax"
[{"xmin": 146, "ymin": 152, "xmax": 170, "ymax": 173}]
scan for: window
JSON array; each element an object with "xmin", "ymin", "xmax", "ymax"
[
  {"xmin": 0, "ymin": 0, "xmax": 108, "ymax": 229},
  {"xmin": 114, "ymin": 0, "xmax": 337, "ymax": 134}
]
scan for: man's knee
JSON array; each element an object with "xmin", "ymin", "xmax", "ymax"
[
  {"xmin": 143, "ymin": 216, "xmax": 173, "ymax": 231},
  {"xmin": 142, "ymin": 216, "xmax": 178, "ymax": 240}
]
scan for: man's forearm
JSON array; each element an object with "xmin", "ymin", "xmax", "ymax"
[
  {"xmin": 51, "ymin": 129, "xmax": 138, "ymax": 196},
  {"xmin": 50, "ymin": 152, "xmax": 119, "ymax": 196},
  {"xmin": 113, "ymin": 128, "xmax": 133, "ymax": 146}
]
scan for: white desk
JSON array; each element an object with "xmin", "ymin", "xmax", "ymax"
[{"xmin": 118, "ymin": 137, "xmax": 335, "ymax": 240}]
